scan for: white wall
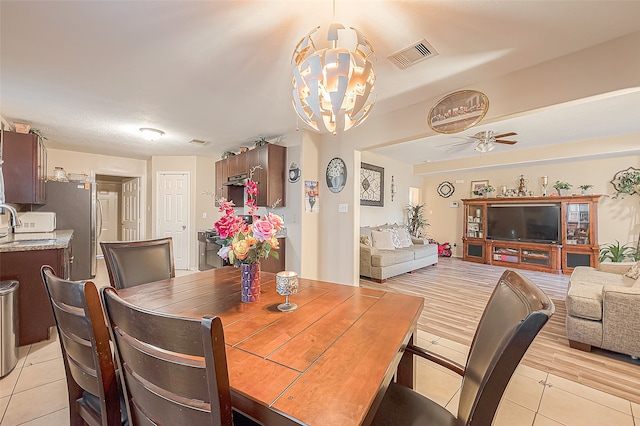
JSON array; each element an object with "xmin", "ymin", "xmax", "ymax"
[{"xmin": 360, "ymin": 151, "xmax": 425, "ymax": 227}]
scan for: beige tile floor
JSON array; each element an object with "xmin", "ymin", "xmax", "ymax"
[{"xmin": 1, "ymin": 262, "xmax": 639, "ymax": 425}]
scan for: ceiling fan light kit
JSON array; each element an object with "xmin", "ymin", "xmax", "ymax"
[{"xmin": 471, "ymin": 130, "xmax": 517, "ymax": 152}]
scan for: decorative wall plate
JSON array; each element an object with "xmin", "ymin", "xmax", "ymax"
[
  {"xmin": 437, "ymin": 181, "xmax": 455, "ymax": 198},
  {"xmin": 288, "ymin": 162, "xmax": 301, "ymax": 183},
  {"xmin": 360, "ymin": 162, "xmax": 384, "ymax": 207},
  {"xmin": 326, "ymin": 157, "xmax": 347, "ymax": 193}
]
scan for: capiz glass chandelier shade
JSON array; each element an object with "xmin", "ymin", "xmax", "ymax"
[{"xmin": 292, "ymin": 23, "xmax": 376, "ymax": 135}]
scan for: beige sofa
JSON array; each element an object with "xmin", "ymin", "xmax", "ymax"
[
  {"xmin": 359, "ymin": 225, "xmax": 438, "ymax": 283},
  {"xmin": 565, "ymin": 262, "xmax": 640, "ymax": 358}
]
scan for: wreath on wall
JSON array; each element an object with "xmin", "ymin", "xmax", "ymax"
[
  {"xmin": 437, "ymin": 181, "xmax": 455, "ymax": 198},
  {"xmin": 611, "ymin": 167, "xmax": 640, "ymax": 198}
]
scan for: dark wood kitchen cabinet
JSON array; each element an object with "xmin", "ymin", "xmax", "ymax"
[
  {"xmin": 1, "ymin": 130, "xmax": 47, "ymax": 204},
  {"xmin": 260, "ymin": 237, "xmax": 286, "ymax": 273},
  {"xmin": 214, "ymin": 158, "xmax": 228, "ymax": 206},
  {"xmin": 215, "ymin": 144, "xmax": 287, "ymax": 207},
  {"xmin": 0, "ymin": 247, "xmax": 70, "ymax": 345},
  {"xmin": 246, "ymin": 144, "xmax": 286, "ymax": 207}
]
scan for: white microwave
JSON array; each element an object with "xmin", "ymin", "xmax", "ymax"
[{"xmin": 15, "ymin": 212, "xmax": 57, "ymax": 233}]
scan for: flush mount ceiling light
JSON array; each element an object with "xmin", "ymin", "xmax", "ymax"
[
  {"xmin": 139, "ymin": 128, "xmax": 164, "ymax": 141},
  {"xmin": 292, "ymin": 11, "xmax": 376, "ymax": 135}
]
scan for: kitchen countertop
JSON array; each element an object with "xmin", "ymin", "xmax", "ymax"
[{"xmin": 0, "ymin": 230, "xmax": 73, "ymax": 252}]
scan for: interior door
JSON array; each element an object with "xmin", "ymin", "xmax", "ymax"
[
  {"xmin": 156, "ymin": 172, "xmax": 189, "ymax": 270},
  {"xmin": 97, "ymin": 190, "xmax": 119, "ymax": 255},
  {"xmin": 122, "ymin": 177, "xmax": 140, "ymax": 241}
]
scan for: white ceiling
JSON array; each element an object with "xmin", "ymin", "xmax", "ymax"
[{"xmin": 2, "ymin": 1, "xmax": 640, "ymax": 163}]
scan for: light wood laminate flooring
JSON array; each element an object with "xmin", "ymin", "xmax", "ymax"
[{"xmin": 360, "ymin": 257, "xmax": 640, "ymax": 407}]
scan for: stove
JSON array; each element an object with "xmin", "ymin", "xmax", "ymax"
[{"xmin": 197, "ymin": 229, "xmax": 224, "ymax": 270}]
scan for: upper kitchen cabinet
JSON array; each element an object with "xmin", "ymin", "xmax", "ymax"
[
  {"xmin": 227, "ymin": 152, "xmax": 247, "ymax": 177},
  {"xmin": 214, "ymin": 158, "xmax": 228, "ymax": 207},
  {"xmin": 1, "ymin": 130, "xmax": 47, "ymax": 204},
  {"xmin": 215, "ymin": 144, "xmax": 286, "ymax": 208},
  {"xmin": 246, "ymin": 144, "xmax": 286, "ymax": 207}
]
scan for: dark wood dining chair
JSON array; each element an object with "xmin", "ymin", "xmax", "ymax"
[
  {"xmin": 372, "ymin": 269, "xmax": 555, "ymax": 426},
  {"xmin": 101, "ymin": 286, "xmax": 256, "ymax": 426},
  {"xmin": 100, "ymin": 237, "xmax": 175, "ymax": 289},
  {"xmin": 40, "ymin": 265, "xmax": 126, "ymax": 426}
]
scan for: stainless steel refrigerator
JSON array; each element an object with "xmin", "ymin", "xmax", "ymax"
[{"xmin": 35, "ymin": 181, "xmax": 100, "ymax": 280}]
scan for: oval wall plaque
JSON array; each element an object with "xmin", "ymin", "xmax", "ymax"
[{"xmin": 427, "ymin": 90, "xmax": 489, "ymax": 134}]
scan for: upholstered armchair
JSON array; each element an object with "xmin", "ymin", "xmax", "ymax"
[{"xmin": 566, "ymin": 262, "xmax": 640, "ymax": 358}]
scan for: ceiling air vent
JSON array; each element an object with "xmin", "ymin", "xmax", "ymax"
[
  {"xmin": 189, "ymin": 139, "xmax": 208, "ymax": 145},
  {"xmin": 388, "ymin": 39, "xmax": 438, "ymax": 70}
]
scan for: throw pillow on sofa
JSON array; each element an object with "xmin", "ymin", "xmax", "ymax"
[
  {"xmin": 396, "ymin": 228, "xmax": 412, "ymax": 247},
  {"xmin": 380, "ymin": 228, "xmax": 402, "ymax": 248},
  {"xmin": 624, "ymin": 262, "xmax": 640, "ymax": 280},
  {"xmin": 371, "ymin": 230, "xmax": 395, "ymax": 250}
]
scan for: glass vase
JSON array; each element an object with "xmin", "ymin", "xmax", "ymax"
[{"xmin": 241, "ymin": 263, "xmax": 261, "ymax": 303}]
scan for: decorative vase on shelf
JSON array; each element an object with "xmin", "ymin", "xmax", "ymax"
[{"xmin": 241, "ymin": 263, "xmax": 261, "ymax": 303}]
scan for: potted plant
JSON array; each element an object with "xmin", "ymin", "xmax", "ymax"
[
  {"xmin": 477, "ymin": 185, "xmax": 496, "ymax": 198},
  {"xmin": 613, "ymin": 170, "xmax": 640, "ymax": 199},
  {"xmin": 255, "ymin": 136, "xmax": 269, "ymax": 147},
  {"xmin": 405, "ymin": 203, "xmax": 430, "ymax": 238},
  {"xmin": 599, "ymin": 240, "xmax": 639, "ymax": 263},
  {"xmin": 579, "ymin": 184, "xmax": 593, "ymax": 195},
  {"xmin": 553, "ymin": 181, "xmax": 572, "ymax": 196}
]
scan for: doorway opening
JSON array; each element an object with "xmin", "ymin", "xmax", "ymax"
[{"xmin": 95, "ymin": 174, "xmax": 141, "ymax": 257}]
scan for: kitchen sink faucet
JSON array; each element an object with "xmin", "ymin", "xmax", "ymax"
[{"xmin": 0, "ymin": 203, "xmax": 20, "ymax": 237}]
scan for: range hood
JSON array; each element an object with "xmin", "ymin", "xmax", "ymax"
[{"xmin": 224, "ymin": 173, "xmax": 248, "ymax": 186}]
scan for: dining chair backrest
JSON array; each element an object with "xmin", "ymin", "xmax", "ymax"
[
  {"xmin": 40, "ymin": 265, "xmax": 124, "ymax": 426},
  {"xmin": 457, "ymin": 269, "xmax": 554, "ymax": 425},
  {"xmin": 101, "ymin": 286, "xmax": 233, "ymax": 426},
  {"xmin": 100, "ymin": 237, "xmax": 175, "ymax": 289},
  {"xmin": 372, "ymin": 269, "xmax": 554, "ymax": 426}
]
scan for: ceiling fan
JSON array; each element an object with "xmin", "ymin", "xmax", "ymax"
[
  {"xmin": 443, "ymin": 130, "xmax": 518, "ymax": 152},
  {"xmin": 469, "ymin": 130, "xmax": 517, "ymax": 152}
]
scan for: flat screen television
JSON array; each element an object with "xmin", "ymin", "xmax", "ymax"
[{"xmin": 486, "ymin": 204, "xmax": 560, "ymax": 244}]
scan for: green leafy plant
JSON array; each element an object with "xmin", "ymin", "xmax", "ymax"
[
  {"xmin": 599, "ymin": 240, "xmax": 640, "ymax": 262},
  {"xmin": 553, "ymin": 181, "xmax": 572, "ymax": 190},
  {"xmin": 28, "ymin": 129, "xmax": 47, "ymax": 140},
  {"xmin": 477, "ymin": 185, "xmax": 495, "ymax": 195},
  {"xmin": 254, "ymin": 136, "xmax": 269, "ymax": 147},
  {"xmin": 405, "ymin": 203, "xmax": 430, "ymax": 238},
  {"xmin": 579, "ymin": 184, "xmax": 593, "ymax": 190},
  {"xmin": 612, "ymin": 170, "xmax": 640, "ymax": 199}
]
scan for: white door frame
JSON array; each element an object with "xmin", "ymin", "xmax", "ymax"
[
  {"xmin": 156, "ymin": 171, "xmax": 190, "ymax": 270},
  {"xmin": 91, "ymin": 170, "xmax": 146, "ymax": 239}
]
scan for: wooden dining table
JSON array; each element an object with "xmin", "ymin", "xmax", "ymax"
[{"xmin": 117, "ymin": 266, "xmax": 424, "ymax": 425}]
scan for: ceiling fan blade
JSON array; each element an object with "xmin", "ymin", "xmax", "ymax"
[
  {"xmin": 494, "ymin": 132, "xmax": 517, "ymax": 138},
  {"xmin": 436, "ymin": 139, "xmax": 473, "ymax": 148},
  {"xmin": 495, "ymin": 140, "xmax": 517, "ymax": 145}
]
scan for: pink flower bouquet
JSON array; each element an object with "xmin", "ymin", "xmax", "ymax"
[{"xmin": 214, "ymin": 169, "xmax": 283, "ymax": 265}]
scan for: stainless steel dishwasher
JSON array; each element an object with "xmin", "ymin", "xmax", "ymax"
[{"xmin": 197, "ymin": 230, "xmax": 224, "ymax": 270}]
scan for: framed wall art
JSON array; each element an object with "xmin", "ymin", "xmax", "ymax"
[
  {"xmin": 470, "ymin": 180, "xmax": 489, "ymax": 198},
  {"xmin": 360, "ymin": 162, "xmax": 384, "ymax": 207},
  {"xmin": 427, "ymin": 90, "xmax": 489, "ymax": 134}
]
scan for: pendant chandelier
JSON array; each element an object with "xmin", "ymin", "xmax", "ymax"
[{"xmin": 291, "ymin": 22, "xmax": 376, "ymax": 135}]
